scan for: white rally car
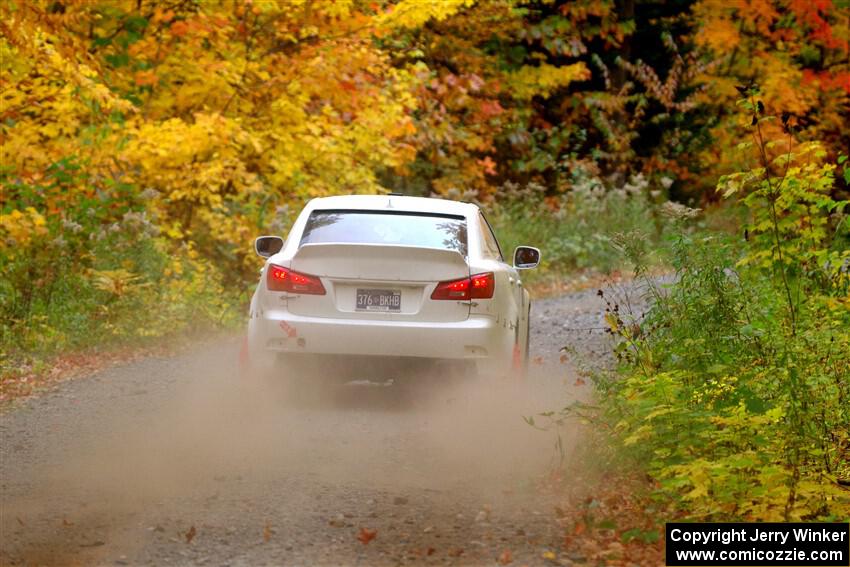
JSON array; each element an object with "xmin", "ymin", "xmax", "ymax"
[{"xmin": 246, "ymin": 194, "xmax": 539, "ymax": 379}]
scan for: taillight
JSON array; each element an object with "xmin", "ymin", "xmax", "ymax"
[
  {"xmin": 431, "ymin": 277, "xmax": 470, "ymax": 300},
  {"xmin": 470, "ymin": 272, "xmax": 495, "ymax": 298},
  {"xmin": 267, "ymin": 264, "xmax": 326, "ymax": 295},
  {"xmin": 431, "ymin": 272, "xmax": 494, "ymax": 300}
]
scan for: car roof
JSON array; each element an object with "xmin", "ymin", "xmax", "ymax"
[{"xmin": 305, "ymin": 194, "xmax": 479, "ymax": 217}]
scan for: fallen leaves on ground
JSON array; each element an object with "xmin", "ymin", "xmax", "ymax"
[
  {"xmin": 552, "ymin": 469, "xmax": 670, "ymax": 566},
  {"xmin": 498, "ymin": 549, "xmax": 513, "ymax": 564},
  {"xmin": 0, "ymin": 342, "xmax": 182, "ymax": 405},
  {"xmin": 184, "ymin": 525, "xmax": 196, "ymax": 544},
  {"xmin": 525, "ymin": 270, "xmax": 631, "ymax": 299},
  {"xmin": 357, "ymin": 527, "xmax": 377, "ymax": 545}
]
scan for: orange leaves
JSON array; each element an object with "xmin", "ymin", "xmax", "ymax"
[
  {"xmin": 169, "ymin": 20, "xmax": 189, "ymax": 37},
  {"xmin": 133, "ymin": 70, "xmax": 159, "ymax": 87},
  {"xmin": 686, "ymin": 0, "xmax": 848, "ymax": 186},
  {"xmin": 695, "ymin": 16, "xmax": 740, "ymax": 54},
  {"xmin": 573, "ymin": 521, "xmax": 587, "ymax": 536},
  {"xmin": 151, "ymin": 7, "xmax": 175, "ymax": 24},
  {"xmin": 357, "ymin": 527, "xmax": 377, "ymax": 545},
  {"xmin": 741, "ymin": 0, "xmax": 781, "ymax": 36},
  {"xmin": 478, "ymin": 156, "xmax": 497, "ymax": 176}
]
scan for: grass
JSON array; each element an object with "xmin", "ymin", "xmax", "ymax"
[
  {"xmin": 0, "ymin": 229, "xmax": 244, "ymax": 396},
  {"xmin": 486, "ymin": 174, "xmax": 672, "ymax": 289}
]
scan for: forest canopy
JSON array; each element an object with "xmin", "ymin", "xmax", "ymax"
[
  {"xmin": 1, "ymin": 0, "xmax": 848, "ymax": 349},
  {"xmin": 2, "ymin": 0, "xmax": 848, "ymax": 275}
]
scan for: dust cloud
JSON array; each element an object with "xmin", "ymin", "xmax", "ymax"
[{"xmin": 1, "ymin": 341, "xmax": 582, "ymax": 565}]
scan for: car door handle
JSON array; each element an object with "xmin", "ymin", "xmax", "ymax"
[{"xmin": 508, "ymin": 277, "xmax": 515, "ymax": 285}]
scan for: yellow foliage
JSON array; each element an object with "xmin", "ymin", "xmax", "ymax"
[
  {"xmin": 507, "ymin": 63, "xmax": 591, "ymax": 100},
  {"xmin": 694, "ymin": 17, "xmax": 741, "ymax": 54},
  {"xmin": 376, "ymin": 0, "xmax": 476, "ymax": 31},
  {"xmin": 756, "ymin": 54, "xmax": 820, "ymax": 116},
  {"xmin": 0, "ymin": 0, "xmax": 431, "ymax": 272},
  {"xmin": 0, "ymin": 208, "xmax": 49, "ymax": 255}
]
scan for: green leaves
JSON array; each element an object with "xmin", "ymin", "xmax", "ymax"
[{"xmin": 605, "ymin": 126, "xmax": 850, "ymax": 518}]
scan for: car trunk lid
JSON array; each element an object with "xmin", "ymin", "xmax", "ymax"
[{"xmin": 287, "ymin": 243, "xmax": 470, "ymax": 322}]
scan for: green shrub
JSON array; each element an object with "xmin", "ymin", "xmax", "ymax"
[
  {"xmin": 599, "ymin": 93, "xmax": 850, "ymax": 521},
  {"xmin": 0, "ymin": 159, "xmax": 242, "ymax": 377},
  {"xmin": 485, "ymin": 171, "xmax": 669, "ymax": 283}
]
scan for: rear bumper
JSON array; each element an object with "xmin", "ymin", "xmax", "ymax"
[{"xmin": 255, "ymin": 308, "xmax": 503, "ymax": 361}]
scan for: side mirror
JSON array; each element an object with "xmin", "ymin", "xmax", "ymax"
[
  {"xmin": 254, "ymin": 236, "xmax": 284, "ymax": 258},
  {"xmin": 513, "ymin": 246, "xmax": 540, "ymax": 269}
]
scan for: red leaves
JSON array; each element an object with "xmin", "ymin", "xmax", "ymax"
[
  {"xmin": 788, "ymin": 0, "xmax": 844, "ymax": 49},
  {"xmin": 339, "ymin": 80, "xmax": 358, "ymax": 93},
  {"xmin": 479, "ymin": 100, "xmax": 504, "ymax": 118},
  {"xmin": 802, "ymin": 69, "xmax": 850, "ymax": 94},
  {"xmin": 573, "ymin": 521, "xmax": 586, "ymax": 536},
  {"xmin": 357, "ymin": 527, "xmax": 377, "ymax": 545}
]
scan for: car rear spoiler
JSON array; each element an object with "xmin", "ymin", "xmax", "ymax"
[{"xmin": 291, "ymin": 243, "xmax": 469, "ymax": 281}]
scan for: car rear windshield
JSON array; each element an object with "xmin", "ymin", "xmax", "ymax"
[{"xmin": 300, "ymin": 210, "xmax": 468, "ymax": 256}]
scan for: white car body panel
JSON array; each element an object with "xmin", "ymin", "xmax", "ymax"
[
  {"xmin": 288, "ymin": 243, "xmax": 470, "ymax": 322},
  {"xmin": 247, "ymin": 195, "xmax": 533, "ymax": 376}
]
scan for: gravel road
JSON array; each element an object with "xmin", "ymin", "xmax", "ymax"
[{"xmin": 0, "ymin": 284, "xmax": 638, "ymax": 567}]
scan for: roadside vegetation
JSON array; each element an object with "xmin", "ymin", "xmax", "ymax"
[
  {"xmin": 487, "ymin": 170, "xmax": 669, "ymax": 289},
  {"xmin": 1, "ymin": 0, "xmax": 848, "ymax": 529},
  {"xmin": 591, "ymin": 98, "xmax": 849, "ymax": 523}
]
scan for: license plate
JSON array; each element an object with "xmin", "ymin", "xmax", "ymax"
[{"xmin": 356, "ymin": 289, "xmax": 401, "ymax": 312}]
